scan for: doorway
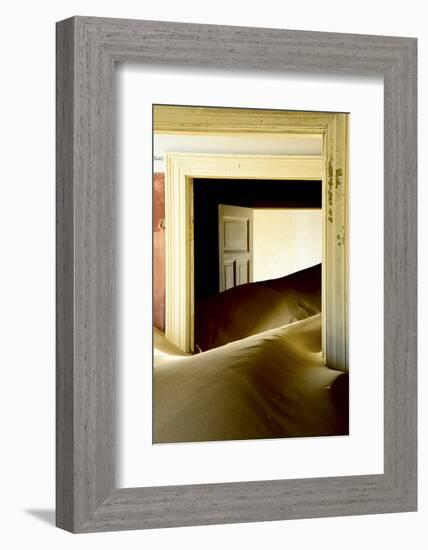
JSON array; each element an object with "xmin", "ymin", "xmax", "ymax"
[
  {"xmin": 163, "ymin": 148, "xmax": 347, "ymax": 371},
  {"xmin": 193, "ymin": 178, "xmax": 322, "ymax": 302},
  {"xmin": 193, "ymin": 178, "xmax": 322, "ymax": 352}
]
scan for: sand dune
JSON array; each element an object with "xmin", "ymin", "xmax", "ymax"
[
  {"xmin": 154, "ymin": 314, "xmax": 348, "ymax": 443},
  {"xmin": 194, "ymin": 263, "xmax": 322, "ymax": 351},
  {"xmin": 154, "ymin": 327, "xmax": 190, "ymax": 360},
  {"xmin": 153, "ymin": 264, "xmax": 348, "ymax": 444}
]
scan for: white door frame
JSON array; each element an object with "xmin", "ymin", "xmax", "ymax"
[
  {"xmin": 158, "ymin": 107, "xmax": 348, "ymax": 371},
  {"xmin": 165, "ymin": 154, "xmax": 331, "ymax": 350}
]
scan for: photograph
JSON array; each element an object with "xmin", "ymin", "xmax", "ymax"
[
  {"xmin": 152, "ymin": 104, "xmax": 349, "ymax": 444},
  {"xmin": 0, "ymin": 3, "xmax": 419, "ymax": 543}
]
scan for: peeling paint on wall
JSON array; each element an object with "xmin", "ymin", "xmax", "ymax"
[
  {"xmin": 327, "ymin": 158, "xmax": 334, "ymax": 223},
  {"xmin": 336, "ymin": 225, "xmax": 345, "ymax": 247},
  {"xmin": 335, "ymin": 166, "xmax": 343, "ymax": 206},
  {"xmin": 328, "ymin": 159, "xmax": 345, "ymax": 225},
  {"xmin": 335, "ymin": 167, "xmax": 343, "ymax": 189}
]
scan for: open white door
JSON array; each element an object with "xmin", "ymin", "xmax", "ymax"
[{"xmin": 218, "ymin": 204, "xmax": 254, "ymax": 292}]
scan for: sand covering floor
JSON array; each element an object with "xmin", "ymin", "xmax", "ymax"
[
  {"xmin": 153, "ymin": 264, "xmax": 348, "ymax": 444},
  {"xmin": 194, "ymin": 264, "xmax": 322, "ymax": 352}
]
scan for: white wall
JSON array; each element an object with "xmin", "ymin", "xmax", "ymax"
[
  {"xmin": 1, "ymin": 2, "xmax": 426, "ymax": 550},
  {"xmin": 154, "ymin": 134, "xmax": 322, "ymax": 172},
  {"xmin": 253, "ymin": 209, "xmax": 322, "ymax": 281}
]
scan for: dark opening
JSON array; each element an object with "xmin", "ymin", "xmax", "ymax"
[{"xmin": 193, "ymin": 178, "xmax": 322, "ymax": 303}]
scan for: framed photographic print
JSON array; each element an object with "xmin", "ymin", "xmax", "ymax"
[{"xmin": 56, "ymin": 16, "xmax": 417, "ymax": 532}]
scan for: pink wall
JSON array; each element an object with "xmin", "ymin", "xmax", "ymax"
[{"xmin": 153, "ymin": 173, "xmax": 165, "ymax": 331}]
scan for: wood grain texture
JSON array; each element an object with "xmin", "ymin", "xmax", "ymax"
[
  {"xmin": 56, "ymin": 16, "xmax": 417, "ymax": 532},
  {"xmin": 153, "ymin": 105, "xmax": 335, "ymax": 134},
  {"xmin": 56, "ymin": 17, "xmax": 75, "ymax": 532}
]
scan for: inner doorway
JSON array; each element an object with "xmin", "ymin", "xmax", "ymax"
[
  {"xmin": 193, "ymin": 178, "xmax": 322, "ymax": 352},
  {"xmin": 193, "ymin": 178, "xmax": 322, "ymax": 303}
]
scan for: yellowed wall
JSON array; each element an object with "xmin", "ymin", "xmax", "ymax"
[
  {"xmin": 154, "ymin": 133, "xmax": 323, "ymax": 172},
  {"xmin": 253, "ymin": 209, "xmax": 322, "ymax": 282}
]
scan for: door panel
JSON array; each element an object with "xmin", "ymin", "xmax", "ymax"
[
  {"xmin": 236, "ymin": 260, "xmax": 249, "ymax": 286},
  {"xmin": 219, "ymin": 204, "xmax": 253, "ymax": 292},
  {"xmin": 224, "ymin": 260, "xmax": 235, "ymax": 290},
  {"xmin": 224, "ymin": 220, "xmax": 249, "ymax": 251}
]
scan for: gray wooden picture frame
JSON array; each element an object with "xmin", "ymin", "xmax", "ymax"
[{"xmin": 56, "ymin": 16, "xmax": 417, "ymax": 533}]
